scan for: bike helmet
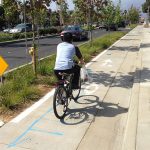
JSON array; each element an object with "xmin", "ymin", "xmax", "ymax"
[{"xmin": 62, "ymin": 32, "xmax": 73, "ymax": 43}]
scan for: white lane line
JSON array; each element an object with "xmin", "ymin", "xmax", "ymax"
[
  {"xmin": 10, "ymin": 32, "xmax": 128, "ymax": 123},
  {"xmin": 11, "ymin": 89, "xmax": 55, "ymax": 123},
  {"xmin": 86, "ymin": 50, "xmax": 107, "ymax": 67}
]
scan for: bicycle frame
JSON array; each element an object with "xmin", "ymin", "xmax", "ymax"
[
  {"xmin": 58, "ymin": 73, "xmax": 74, "ymax": 98},
  {"xmin": 53, "ymin": 72, "xmax": 81, "ymax": 119}
]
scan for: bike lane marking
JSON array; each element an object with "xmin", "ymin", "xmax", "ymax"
[{"xmin": 8, "ymin": 107, "xmax": 64, "ymax": 148}]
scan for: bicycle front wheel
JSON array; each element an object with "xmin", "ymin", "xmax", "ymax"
[
  {"xmin": 72, "ymin": 77, "xmax": 81, "ymax": 100},
  {"xmin": 53, "ymin": 86, "xmax": 68, "ymax": 119}
]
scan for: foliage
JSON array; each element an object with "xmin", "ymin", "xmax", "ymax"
[
  {"xmin": 38, "ymin": 27, "xmax": 58, "ymax": 35},
  {"xmin": 3, "ymin": 0, "xmax": 19, "ymax": 27},
  {"xmin": 101, "ymin": 0, "xmax": 123, "ymax": 27},
  {"xmin": 0, "ymin": 66, "xmax": 40, "ymax": 109},
  {"xmin": 101, "ymin": 1, "xmax": 116, "ymax": 26},
  {"xmin": 56, "ymin": 0, "xmax": 68, "ymax": 25},
  {"xmin": 142, "ymin": 0, "xmax": 150, "ymax": 13},
  {"xmin": 0, "ymin": 6, "xmax": 5, "ymax": 30},
  {"xmin": 73, "ymin": 0, "xmax": 108, "ymax": 24},
  {"xmin": 50, "ymin": 11, "xmax": 60, "ymax": 26},
  {"xmin": 127, "ymin": 5, "xmax": 140, "ymax": 24}
]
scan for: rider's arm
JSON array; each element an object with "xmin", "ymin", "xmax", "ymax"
[{"xmin": 75, "ymin": 46, "xmax": 84, "ymax": 64}]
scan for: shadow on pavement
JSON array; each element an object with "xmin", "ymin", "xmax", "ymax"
[
  {"xmin": 60, "ymin": 95, "xmax": 128, "ymax": 125},
  {"xmin": 89, "ymin": 70, "xmax": 134, "ymax": 89},
  {"xmin": 109, "ymin": 45, "xmax": 139, "ymax": 52},
  {"xmin": 140, "ymin": 43, "xmax": 150, "ymax": 48},
  {"xmin": 140, "ymin": 67, "xmax": 150, "ymax": 83}
]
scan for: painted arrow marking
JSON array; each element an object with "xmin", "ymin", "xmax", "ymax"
[{"xmin": 101, "ymin": 59, "xmax": 113, "ymax": 67}]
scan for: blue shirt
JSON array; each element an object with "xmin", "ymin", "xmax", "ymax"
[{"xmin": 54, "ymin": 42, "xmax": 75, "ymax": 70}]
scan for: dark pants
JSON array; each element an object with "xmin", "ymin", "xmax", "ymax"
[{"xmin": 54, "ymin": 65, "xmax": 81, "ymax": 87}]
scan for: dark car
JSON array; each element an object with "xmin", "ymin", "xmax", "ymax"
[
  {"xmin": 9, "ymin": 23, "xmax": 32, "ymax": 33},
  {"xmin": 60, "ymin": 25, "xmax": 88, "ymax": 41},
  {"xmin": 105, "ymin": 24, "xmax": 118, "ymax": 31},
  {"xmin": 118, "ymin": 21, "xmax": 126, "ymax": 28}
]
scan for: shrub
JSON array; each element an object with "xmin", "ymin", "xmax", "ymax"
[
  {"xmin": 0, "ymin": 33, "xmax": 13, "ymax": 42},
  {"xmin": 19, "ymin": 86, "xmax": 41, "ymax": 102},
  {"xmin": 39, "ymin": 28, "xmax": 58, "ymax": 36}
]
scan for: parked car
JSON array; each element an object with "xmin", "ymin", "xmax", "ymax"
[
  {"xmin": 9, "ymin": 23, "xmax": 32, "ymax": 34},
  {"xmin": 3, "ymin": 28, "xmax": 11, "ymax": 33},
  {"xmin": 60, "ymin": 25, "xmax": 88, "ymax": 41},
  {"xmin": 118, "ymin": 21, "xmax": 126, "ymax": 28},
  {"xmin": 98, "ymin": 24, "xmax": 106, "ymax": 29},
  {"xmin": 105, "ymin": 24, "xmax": 118, "ymax": 31}
]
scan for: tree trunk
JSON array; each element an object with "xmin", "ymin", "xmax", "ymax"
[{"xmin": 30, "ymin": 0, "xmax": 37, "ymax": 76}]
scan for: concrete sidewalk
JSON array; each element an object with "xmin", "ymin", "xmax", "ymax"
[{"xmin": 0, "ymin": 25, "xmax": 150, "ymax": 150}]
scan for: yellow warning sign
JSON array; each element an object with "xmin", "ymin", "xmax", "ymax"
[{"xmin": 0, "ymin": 56, "xmax": 8, "ymax": 76}]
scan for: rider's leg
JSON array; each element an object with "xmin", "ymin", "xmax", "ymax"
[{"xmin": 72, "ymin": 65, "xmax": 81, "ymax": 89}]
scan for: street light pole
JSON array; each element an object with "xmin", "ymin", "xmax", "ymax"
[{"xmin": 124, "ymin": 10, "xmax": 127, "ymax": 26}]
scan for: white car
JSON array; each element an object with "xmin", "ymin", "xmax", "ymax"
[
  {"xmin": 3, "ymin": 28, "xmax": 11, "ymax": 33},
  {"xmin": 9, "ymin": 23, "xmax": 32, "ymax": 34}
]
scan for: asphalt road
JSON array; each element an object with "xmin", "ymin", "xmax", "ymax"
[{"xmin": 0, "ymin": 29, "xmax": 126, "ymax": 70}]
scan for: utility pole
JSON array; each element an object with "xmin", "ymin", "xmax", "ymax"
[{"xmin": 124, "ymin": 10, "xmax": 127, "ymax": 26}]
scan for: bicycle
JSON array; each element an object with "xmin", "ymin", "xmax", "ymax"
[{"xmin": 53, "ymin": 72, "xmax": 82, "ymax": 119}]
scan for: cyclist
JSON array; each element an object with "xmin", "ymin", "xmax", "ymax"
[{"xmin": 54, "ymin": 32, "xmax": 84, "ymax": 89}]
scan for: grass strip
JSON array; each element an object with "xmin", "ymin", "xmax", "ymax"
[{"xmin": 0, "ymin": 31, "xmax": 127, "ymax": 112}]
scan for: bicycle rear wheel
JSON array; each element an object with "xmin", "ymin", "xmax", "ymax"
[
  {"xmin": 72, "ymin": 77, "xmax": 81, "ymax": 100},
  {"xmin": 53, "ymin": 86, "xmax": 68, "ymax": 119}
]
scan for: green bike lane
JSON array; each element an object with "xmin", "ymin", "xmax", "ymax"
[{"xmin": 0, "ymin": 26, "xmax": 142, "ymax": 150}]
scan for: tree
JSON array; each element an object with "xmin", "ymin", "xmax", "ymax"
[
  {"xmin": 0, "ymin": 6, "xmax": 4, "ymax": 16},
  {"xmin": 0, "ymin": 6, "xmax": 5, "ymax": 30},
  {"xmin": 55, "ymin": 0, "xmax": 68, "ymax": 26},
  {"xmin": 142, "ymin": 0, "xmax": 150, "ymax": 13},
  {"xmin": 142, "ymin": 0, "xmax": 150, "ymax": 22},
  {"xmin": 3, "ymin": 0, "xmax": 19, "ymax": 27},
  {"xmin": 18, "ymin": 0, "xmax": 53, "ymax": 75},
  {"xmin": 114, "ymin": 3, "xmax": 122, "ymax": 25},
  {"xmin": 127, "ymin": 5, "xmax": 139, "ymax": 24},
  {"xmin": 101, "ymin": 1, "xmax": 115, "ymax": 26},
  {"xmin": 72, "ymin": 0, "xmax": 108, "ymax": 25}
]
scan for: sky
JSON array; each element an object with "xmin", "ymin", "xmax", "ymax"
[{"xmin": 50, "ymin": 0, "xmax": 146, "ymax": 11}]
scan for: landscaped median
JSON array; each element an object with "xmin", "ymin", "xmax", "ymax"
[{"xmin": 0, "ymin": 31, "xmax": 127, "ymax": 122}]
